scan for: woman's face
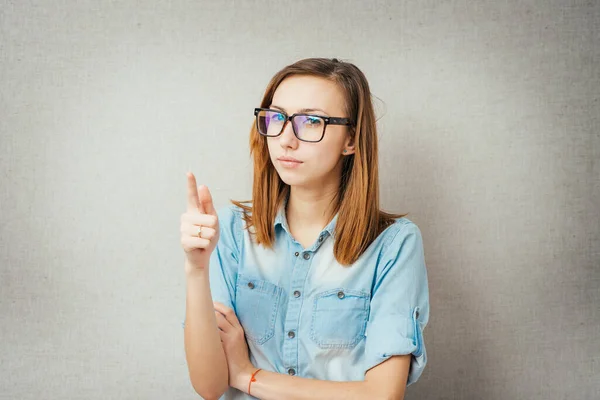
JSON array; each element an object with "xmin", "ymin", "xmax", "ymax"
[{"xmin": 266, "ymin": 75, "xmax": 355, "ymax": 189}]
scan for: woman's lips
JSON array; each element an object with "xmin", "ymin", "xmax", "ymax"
[{"xmin": 278, "ymin": 158, "xmax": 303, "ymax": 168}]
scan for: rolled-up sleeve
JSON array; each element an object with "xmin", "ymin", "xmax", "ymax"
[
  {"xmin": 363, "ymin": 221, "xmax": 430, "ymax": 386},
  {"xmin": 182, "ymin": 205, "xmax": 241, "ymax": 328}
]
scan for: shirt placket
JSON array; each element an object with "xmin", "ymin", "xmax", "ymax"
[{"xmin": 281, "ymin": 233, "xmax": 326, "ymax": 376}]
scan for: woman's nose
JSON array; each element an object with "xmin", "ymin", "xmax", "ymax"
[{"xmin": 279, "ymin": 120, "xmax": 298, "ymax": 148}]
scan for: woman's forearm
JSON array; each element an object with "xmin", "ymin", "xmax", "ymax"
[
  {"xmin": 237, "ymin": 369, "xmax": 392, "ymax": 400},
  {"xmin": 183, "ymin": 261, "xmax": 229, "ymax": 400}
]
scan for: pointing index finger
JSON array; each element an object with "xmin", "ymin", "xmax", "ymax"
[{"xmin": 186, "ymin": 172, "xmax": 201, "ymax": 212}]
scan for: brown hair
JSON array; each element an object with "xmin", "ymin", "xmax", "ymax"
[{"xmin": 231, "ymin": 57, "xmax": 407, "ymax": 266}]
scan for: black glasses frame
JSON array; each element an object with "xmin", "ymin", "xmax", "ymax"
[{"xmin": 253, "ymin": 107, "xmax": 353, "ymax": 143}]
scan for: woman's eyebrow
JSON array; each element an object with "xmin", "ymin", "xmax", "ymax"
[{"xmin": 270, "ymin": 104, "xmax": 329, "ymax": 115}]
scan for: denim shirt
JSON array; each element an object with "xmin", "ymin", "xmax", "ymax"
[{"xmin": 187, "ymin": 201, "xmax": 429, "ymax": 399}]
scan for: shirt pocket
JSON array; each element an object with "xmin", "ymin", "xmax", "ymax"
[
  {"xmin": 235, "ymin": 274, "xmax": 283, "ymax": 345},
  {"xmin": 310, "ymin": 288, "xmax": 370, "ymax": 349}
]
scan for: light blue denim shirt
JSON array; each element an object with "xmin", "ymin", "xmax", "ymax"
[{"xmin": 187, "ymin": 199, "xmax": 429, "ymax": 399}]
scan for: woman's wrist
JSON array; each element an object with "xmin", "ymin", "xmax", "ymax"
[
  {"xmin": 232, "ymin": 364, "xmax": 259, "ymax": 393},
  {"xmin": 184, "ymin": 260, "xmax": 209, "ymax": 279}
]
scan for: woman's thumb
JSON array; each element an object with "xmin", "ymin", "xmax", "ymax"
[{"xmin": 197, "ymin": 185, "xmax": 216, "ymax": 215}]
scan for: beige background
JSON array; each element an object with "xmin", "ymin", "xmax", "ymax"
[{"xmin": 1, "ymin": 1, "xmax": 598, "ymax": 399}]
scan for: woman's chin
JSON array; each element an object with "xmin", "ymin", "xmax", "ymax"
[{"xmin": 277, "ymin": 170, "xmax": 305, "ymax": 186}]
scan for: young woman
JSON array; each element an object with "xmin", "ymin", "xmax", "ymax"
[{"xmin": 181, "ymin": 58, "xmax": 429, "ymax": 400}]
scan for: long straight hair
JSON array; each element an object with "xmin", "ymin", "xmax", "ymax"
[{"xmin": 231, "ymin": 57, "xmax": 407, "ymax": 266}]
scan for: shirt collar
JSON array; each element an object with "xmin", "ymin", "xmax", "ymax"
[{"xmin": 274, "ymin": 195, "xmax": 338, "ymax": 239}]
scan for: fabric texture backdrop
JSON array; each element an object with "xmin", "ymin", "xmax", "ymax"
[{"xmin": 1, "ymin": 1, "xmax": 598, "ymax": 399}]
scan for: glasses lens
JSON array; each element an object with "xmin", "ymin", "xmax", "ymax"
[
  {"xmin": 293, "ymin": 115, "xmax": 325, "ymax": 142},
  {"xmin": 257, "ymin": 110, "xmax": 285, "ymax": 136}
]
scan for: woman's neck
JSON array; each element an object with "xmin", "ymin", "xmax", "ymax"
[{"xmin": 286, "ymin": 185, "xmax": 337, "ymax": 231}]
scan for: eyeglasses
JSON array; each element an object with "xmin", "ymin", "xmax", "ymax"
[{"xmin": 254, "ymin": 108, "xmax": 353, "ymax": 143}]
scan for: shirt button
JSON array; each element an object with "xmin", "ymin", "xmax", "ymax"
[
  {"xmin": 318, "ymin": 235, "xmax": 324, "ymax": 242},
  {"xmin": 294, "ymin": 252, "xmax": 299, "ymax": 257},
  {"xmin": 303, "ymin": 253, "xmax": 310, "ymax": 260},
  {"xmin": 293, "ymin": 290, "xmax": 301, "ymax": 298},
  {"xmin": 337, "ymin": 291, "xmax": 345, "ymax": 299},
  {"xmin": 288, "ymin": 331, "xmax": 295, "ymax": 339},
  {"xmin": 247, "ymin": 282, "xmax": 255, "ymax": 289},
  {"xmin": 416, "ymin": 310, "xmax": 420, "ymax": 318},
  {"xmin": 288, "ymin": 368, "xmax": 296, "ymax": 376}
]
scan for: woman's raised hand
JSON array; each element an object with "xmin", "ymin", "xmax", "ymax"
[{"xmin": 180, "ymin": 172, "xmax": 220, "ymax": 272}]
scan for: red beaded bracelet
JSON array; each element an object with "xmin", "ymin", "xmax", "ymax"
[{"xmin": 248, "ymin": 368, "xmax": 262, "ymax": 396}]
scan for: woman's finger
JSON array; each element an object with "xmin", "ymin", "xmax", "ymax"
[
  {"xmin": 180, "ymin": 236, "xmax": 211, "ymax": 253},
  {"xmin": 214, "ymin": 302, "xmax": 242, "ymax": 329},
  {"xmin": 215, "ymin": 310, "xmax": 234, "ymax": 332},
  {"xmin": 182, "ymin": 212, "xmax": 218, "ymax": 229},
  {"xmin": 186, "ymin": 172, "xmax": 201, "ymax": 212},
  {"xmin": 182, "ymin": 224, "xmax": 216, "ymax": 240}
]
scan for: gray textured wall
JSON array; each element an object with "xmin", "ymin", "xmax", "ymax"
[{"xmin": 1, "ymin": 1, "xmax": 598, "ymax": 399}]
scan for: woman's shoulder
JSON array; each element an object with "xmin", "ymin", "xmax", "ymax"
[
  {"xmin": 370, "ymin": 216, "xmax": 427, "ymax": 279},
  {"xmin": 379, "ymin": 216, "xmax": 423, "ymax": 250}
]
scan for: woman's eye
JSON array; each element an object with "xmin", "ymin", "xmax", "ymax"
[
  {"xmin": 306, "ymin": 117, "xmax": 322, "ymax": 126},
  {"xmin": 270, "ymin": 113, "xmax": 285, "ymax": 122}
]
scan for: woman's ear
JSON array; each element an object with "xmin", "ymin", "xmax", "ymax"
[{"xmin": 343, "ymin": 135, "xmax": 356, "ymax": 155}]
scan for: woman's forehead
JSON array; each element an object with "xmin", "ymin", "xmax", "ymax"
[{"xmin": 271, "ymin": 75, "xmax": 346, "ymax": 115}]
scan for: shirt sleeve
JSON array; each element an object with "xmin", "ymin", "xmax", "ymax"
[
  {"xmin": 363, "ymin": 220, "xmax": 430, "ymax": 386},
  {"xmin": 181, "ymin": 205, "xmax": 241, "ymax": 328}
]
